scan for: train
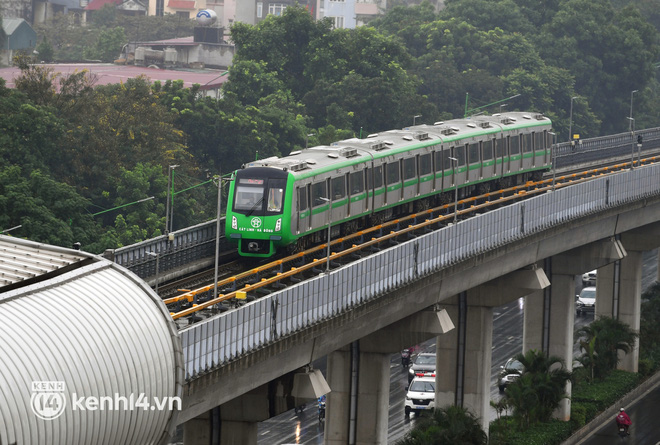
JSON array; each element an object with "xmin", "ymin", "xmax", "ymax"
[{"xmin": 224, "ymin": 112, "xmax": 553, "ymax": 257}]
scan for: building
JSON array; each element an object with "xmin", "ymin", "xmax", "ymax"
[{"xmin": 1, "ymin": 18, "xmax": 37, "ymax": 66}]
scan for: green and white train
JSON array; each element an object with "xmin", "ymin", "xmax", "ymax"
[{"xmin": 225, "ymin": 112, "xmax": 553, "ymax": 258}]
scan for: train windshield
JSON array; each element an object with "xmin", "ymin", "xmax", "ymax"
[
  {"xmin": 234, "ymin": 180, "xmax": 265, "ymax": 212},
  {"xmin": 233, "ymin": 177, "xmax": 286, "ymax": 215}
]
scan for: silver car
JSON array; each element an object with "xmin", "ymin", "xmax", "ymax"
[
  {"xmin": 498, "ymin": 358, "xmax": 524, "ymax": 393},
  {"xmin": 576, "ymin": 286, "xmax": 596, "ymax": 317}
]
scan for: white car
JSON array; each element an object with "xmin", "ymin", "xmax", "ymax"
[
  {"xmin": 404, "ymin": 376, "xmax": 435, "ymax": 417},
  {"xmin": 576, "ymin": 286, "xmax": 596, "ymax": 316},
  {"xmin": 582, "ymin": 270, "xmax": 597, "ymax": 286}
]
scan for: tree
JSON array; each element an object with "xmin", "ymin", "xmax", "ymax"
[
  {"xmin": 504, "ymin": 349, "xmax": 572, "ymax": 427},
  {"xmin": 35, "ymin": 36, "xmax": 55, "ymax": 62},
  {"xmin": 0, "ymin": 166, "xmax": 100, "ymax": 248},
  {"xmin": 576, "ymin": 317, "xmax": 638, "ymax": 380},
  {"xmin": 396, "ymin": 405, "xmax": 488, "ymax": 445},
  {"xmin": 84, "ymin": 26, "xmax": 126, "ymax": 62}
]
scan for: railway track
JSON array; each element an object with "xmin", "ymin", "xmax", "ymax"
[{"xmin": 166, "ymin": 155, "xmax": 660, "ymax": 327}]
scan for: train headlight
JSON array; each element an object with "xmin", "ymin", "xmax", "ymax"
[
  {"xmin": 232, "ymin": 216, "xmax": 237, "ymax": 230},
  {"xmin": 275, "ymin": 218, "xmax": 281, "ymax": 231}
]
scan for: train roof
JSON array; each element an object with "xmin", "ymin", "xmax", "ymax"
[{"xmin": 242, "ymin": 112, "xmax": 551, "ymax": 178}]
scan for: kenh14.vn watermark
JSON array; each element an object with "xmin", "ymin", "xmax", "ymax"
[{"xmin": 31, "ymin": 381, "xmax": 181, "ymax": 420}]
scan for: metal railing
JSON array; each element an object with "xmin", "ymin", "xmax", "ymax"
[
  {"xmin": 110, "ymin": 127, "xmax": 660, "ymax": 281},
  {"xmin": 180, "ymin": 162, "xmax": 660, "ymax": 380}
]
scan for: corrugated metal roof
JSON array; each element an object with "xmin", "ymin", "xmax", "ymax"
[
  {"xmin": 0, "ymin": 235, "xmax": 87, "ymax": 288},
  {"xmin": 0, "ymin": 237, "xmax": 183, "ymax": 444},
  {"xmin": 1, "ymin": 18, "xmax": 25, "ymax": 36}
]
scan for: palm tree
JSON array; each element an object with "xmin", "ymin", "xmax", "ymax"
[
  {"xmin": 504, "ymin": 349, "xmax": 572, "ymax": 427},
  {"xmin": 396, "ymin": 405, "xmax": 488, "ymax": 445},
  {"xmin": 576, "ymin": 317, "xmax": 638, "ymax": 380}
]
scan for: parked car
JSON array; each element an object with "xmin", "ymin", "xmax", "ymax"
[
  {"xmin": 582, "ymin": 270, "xmax": 597, "ymax": 286},
  {"xmin": 408, "ymin": 352, "xmax": 436, "ymax": 384},
  {"xmin": 576, "ymin": 286, "xmax": 596, "ymax": 317},
  {"xmin": 404, "ymin": 376, "xmax": 435, "ymax": 417},
  {"xmin": 498, "ymin": 357, "xmax": 524, "ymax": 393}
]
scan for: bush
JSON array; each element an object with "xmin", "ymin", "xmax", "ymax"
[
  {"xmin": 570, "ymin": 403, "xmax": 586, "ymax": 428},
  {"xmin": 638, "ymin": 358, "xmax": 655, "ymax": 377}
]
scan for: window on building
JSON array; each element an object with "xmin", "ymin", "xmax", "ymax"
[
  {"xmin": 156, "ymin": 0, "xmax": 164, "ymax": 16},
  {"xmin": 176, "ymin": 11, "xmax": 189, "ymax": 18},
  {"xmin": 268, "ymin": 3, "xmax": 286, "ymax": 16},
  {"xmin": 328, "ymin": 16, "xmax": 344, "ymax": 28},
  {"xmin": 257, "ymin": 2, "xmax": 263, "ymax": 18}
]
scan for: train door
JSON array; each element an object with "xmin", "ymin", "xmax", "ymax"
[
  {"xmin": 496, "ymin": 136, "xmax": 507, "ymax": 176},
  {"xmin": 296, "ymin": 184, "xmax": 312, "ymax": 233},
  {"xmin": 402, "ymin": 156, "xmax": 417, "ymax": 201},
  {"xmin": 331, "ymin": 174, "xmax": 347, "ymax": 223},
  {"xmin": 467, "ymin": 141, "xmax": 480, "ymax": 183},
  {"xmin": 521, "ymin": 132, "xmax": 533, "ymax": 170},
  {"xmin": 509, "ymin": 134, "xmax": 521, "ymax": 172},
  {"xmin": 418, "ymin": 153, "xmax": 433, "ymax": 196},
  {"xmin": 483, "ymin": 138, "xmax": 496, "ymax": 179},
  {"xmin": 369, "ymin": 164, "xmax": 385, "ymax": 211},
  {"xmin": 349, "ymin": 170, "xmax": 366, "ymax": 216},
  {"xmin": 385, "ymin": 160, "xmax": 401, "ymax": 205},
  {"xmin": 311, "ymin": 179, "xmax": 329, "ymax": 231},
  {"xmin": 454, "ymin": 145, "xmax": 467, "ymax": 187}
]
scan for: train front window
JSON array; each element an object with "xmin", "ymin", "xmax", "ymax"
[
  {"xmin": 267, "ymin": 188, "xmax": 283, "ymax": 212},
  {"xmin": 234, "ymin": 184, "xmax": 265, "ymax": 211}
]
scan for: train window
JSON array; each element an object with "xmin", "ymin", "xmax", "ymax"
[
  {"xmin": 483, "ymin": 140, "xmax": 493, "ymax": 160},
  {"xmin": 455, "ymin": 146, "xmax": 466, "ymax": 165},
  {"xmin": 442, "ymin": 149, "xmax": 453, "ymax": 170},
  {"xmin": 373, "ymin": 166, "xmax": 383, "ymax": 188},
  {"xmin": 386, "ymin": 162, "xmax": 400, "ymax": 185},
  {"xmin": 267, "ymin": 188, "xmax": 283, "ymax": 212},
  {"xmin": 468, "ymin": 143, "xmax": 479, "ymax": 164},
  {"xmin": 298, "ymin": 187, "xmax": 308, "ymax": 212},
  {"xmin": 522, "ymin": 134, "xmax": 532, "ymax": 152},
  {"xmin": 234, "ymin": 184, "xmax": 265, "ymax": 211},
  {"xmin": 312, "ymin": 181, "xmax": 327, "ymax": 206},
  {"xmin": 350, "ymin": 171, "xmax": 364, "ymax": 194},
  {"xmin": 403, "ymin": 158, "xmax": 416, "ymax": 180},
  {"xmin": 546, "ymin": 131, "xmax": 553, "ymax": 149},
  {"xmin": 332, "ymin": 176, "xmax": 345, "ymax": 199},
  {"xmin": 510, "ymin": 135, "xmax": 520, "ymax": 155},
  {"xmin": 420, "ymin": 154, "xmax": 432, "ymax": 175},
  {"xmin": 534, "ymin": 132, "xmax": 544, "ymax": 151},
  {"xmin": 496, "ymin": 138, "xmax": 506, "ymax": 157}
]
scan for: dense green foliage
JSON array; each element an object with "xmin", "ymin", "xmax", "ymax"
[
  {"xmin": 396, "ymin": 405, "xmax": 487, "ymax": 445},
  {"xmin": 575, "ymin": 317, "xmax": 638, "ymax": 381},
  {"xmin": 3, "ymin": 1, "xmax": 660, "ymax": 252}
]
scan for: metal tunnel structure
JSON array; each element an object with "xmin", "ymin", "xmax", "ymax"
[{"xmin": 0, "ymin": 235, "xmax": 184, "ymax": 445}]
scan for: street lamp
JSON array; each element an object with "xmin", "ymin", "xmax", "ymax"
[
  {"xmin": 165, "ymin": 164, "xmax": 180, "ymax": 234},
  {"xmin": 413, "ymin": 115, "xmax": 422, "ymax": 126},
  {"xmin": 627, "ymin": 117, "xmax": 636, "ymax": 168},
  {"xmin": 213, "ymin": 173, "xmax": 225, "ymax": 299},
  {"xmin": 448, "ymin": 157, "xmax": 458, "ymax": 224},
  {"xmin": 499, "ymin": 103, "xmax": 507, "ymax": 113},
  {"xmin": 147, "ymin": 251, "xmax": 160, "ymax": 294},
  {"xmin": 319, "ymin": 197, "xmax": 332, "ymax": 273},
  {"xmin": 549, "ymin": 132, "xmax": 557, "ymax": 190},
  {"xmin": 629, "ymin": 90, "xmax": 638, "ymax": 132},
  {"xmin": 568, "ymin": 96, "xmax": 579, "ymax": 143}
]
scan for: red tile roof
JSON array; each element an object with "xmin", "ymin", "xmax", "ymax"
[
  {"xmin": 85, "ymin": 0, "xmax": 122, "ymax": 10},
  {"xmin": 168, "ymin": 0, "xmax": 195, "ymax": 9},
  {"xmin": 0, "ymin": 63, "xmax": 229, "ymax": 91}
]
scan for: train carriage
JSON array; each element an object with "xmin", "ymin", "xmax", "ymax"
[{"xmin": 225, "ymin": 112, "xmax": 553, "ymax": 258}]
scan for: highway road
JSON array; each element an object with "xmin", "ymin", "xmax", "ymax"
[{"xmin": 256, "ymin": 249, "xmax": 658, "ymax": 445}]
